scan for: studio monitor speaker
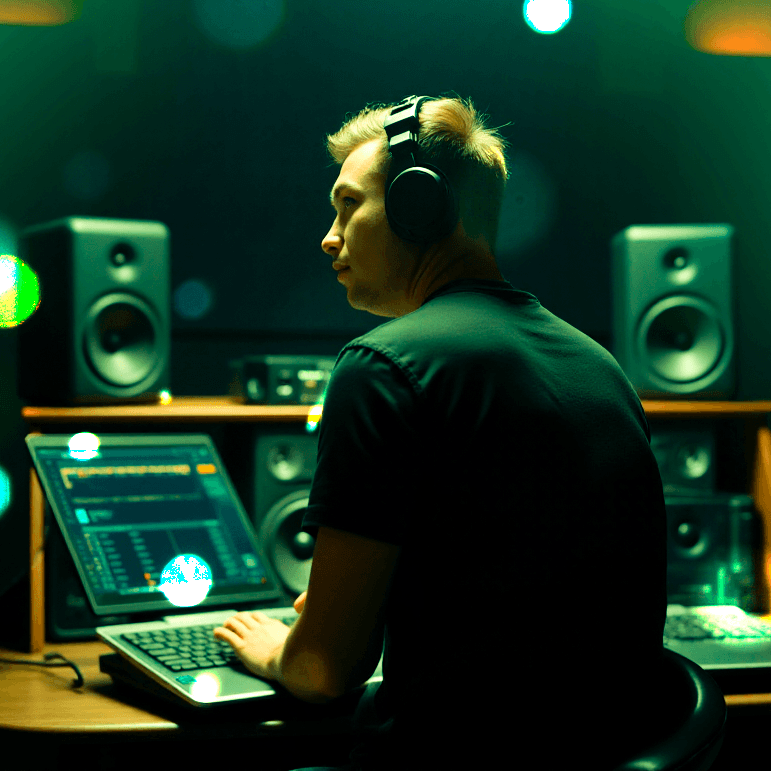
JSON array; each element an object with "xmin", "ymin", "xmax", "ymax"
[
  {"xmin": 611, "ymin": 224, "xmax": 735, "ymax": 398},
  {"xmin": 247, "ymin": 425, "xmax": 319, "ymax": 599},
  {"xmin": 666, "ymin": 494, "xmax": 759, "ymax": 609},
  {"xmin": 649, "ymin": 421, "xmax": 717, "ymax": 496},
  {"xmin": 17, "ymin": 217, "xmax": 170, "ymax": 405}
]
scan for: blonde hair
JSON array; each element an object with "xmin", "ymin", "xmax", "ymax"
[{"xmin": 326, "ymin": 96, "xmax": 509, "ymax": 243}]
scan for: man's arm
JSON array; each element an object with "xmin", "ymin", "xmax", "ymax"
[
  {"xmin": 275, "ymin": 525, "xmax": 401, "ymax": 701},
  {"xmin": 215, "ymin": 525, "xmax": 401, "ymax": 703}
]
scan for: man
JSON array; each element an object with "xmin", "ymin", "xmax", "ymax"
[{"xmin": 214, "ymin": 95, "xmax": 668, "ymax": 770}]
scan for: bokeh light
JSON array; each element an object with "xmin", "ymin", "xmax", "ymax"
[
  {"xmin": 0, "ymin": 0, "xmax": 83, "ymax": 26},
  {"xmin": 174, "ymin": 278, "xmax": 215, "ymax": 320},
  {"xmin": 685, "ymin": 0, "xmax": 771, "ymax": 57},
  {"xmin": 0, "ymin": 466, "xmax": 11, "ymax": 521},
  {"xmin": 523, "ymin": 0, "xmax": 572, "ymax": 35},
  {"xmin": 68, "ymin": 432, "xmax": 101, "ymax": 461},
  {"xmin": 0, "ymin": 255, "xmax": 41, "ymax": 328},
  {"xmin": 160, "ymin": 554, "xmax": 213, "ymax": 607},
  {"xmin": 193, "ymin": 0, "xmax": 285, "ymax": 50},
  {"xmin": 306, "ymin": 403, "xmax": 323, "ymax": 433},
  {"xmin": 189, "ymin": 672, "xmax": 223, "ymax": 699}
]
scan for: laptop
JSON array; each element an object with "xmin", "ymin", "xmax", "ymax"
[{"xmin": 26, "ymin": 432, "xmax": 383, "ymax": 707}]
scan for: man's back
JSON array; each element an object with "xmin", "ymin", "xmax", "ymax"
[{"xmin": 304, "ymin": 278, "xmax": 667, "ymax": 769}]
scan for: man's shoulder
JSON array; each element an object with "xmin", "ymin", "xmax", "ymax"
[{"xmin": 339, "ymin": 308, "xmax": 451, "ymax": 371}]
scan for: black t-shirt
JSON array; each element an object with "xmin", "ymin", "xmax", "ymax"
[{"xmin": 302, "ymin": 279, "xmax": 668, "ymax": 770}]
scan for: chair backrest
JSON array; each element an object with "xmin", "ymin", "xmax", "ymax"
[{"xmin": 613, "ymin": 648, "xmax": 727, "ymax": 771}]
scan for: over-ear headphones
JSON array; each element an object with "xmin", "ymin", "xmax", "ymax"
[{"xmin": 384, "ymin": 95, "xmax": 459, "ymax": 245}]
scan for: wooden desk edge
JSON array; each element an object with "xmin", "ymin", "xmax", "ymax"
[
  {"xmin": 3, "ymin": 637, "xmax": 771, "ymax": 737},
  {"xmin": 724, "ymin": 692, "xmax": 771, "ymax": 708}
]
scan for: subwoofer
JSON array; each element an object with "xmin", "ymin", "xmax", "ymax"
[
  {"xmin": 249, "ymin": 425, "xmax": 319, "ymax": 598},
  {"xmin": 17, "ymin": 217, "xmax": 170, "ymax": 405},
  {"xmin": 611, "ymin": 224, "xmax": 735, "ymax": 398}
]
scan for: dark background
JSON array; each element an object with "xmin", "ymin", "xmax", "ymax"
[{"xmin": 1, "ymin": 1, "xmax": 770, "ymax": 599}]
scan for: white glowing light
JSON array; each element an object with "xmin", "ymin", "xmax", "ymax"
[
  {"xmin": 160, "ymin": 554, "xmax": 213, "ymax": 607},
  {"xmin": 68, "ymin": 432, "xmax": 101, "ymax": 461},
  {"xmin": 306, "ymin": 403, "xmax": 323, "ymax": 433},
  {"xmin": 0, "ymin": 256, "xmax": 17, "ymax": 294},
  {"xmin": 523, "ymin": 0, "xmax": 572, "ymax": 34},
  {"xmin": 190, "ymin": 672, "xmax": 223, "ymax": 700}
]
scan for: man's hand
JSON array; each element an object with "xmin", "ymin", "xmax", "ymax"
[{"xmin": 212, "ymin": 593, "xmax": 306, "ymax": 681}]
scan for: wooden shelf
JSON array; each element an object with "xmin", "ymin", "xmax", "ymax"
[
  {"xmin": 20, "ymin": 399, "xmax": 771, "ymax": 425},
  {"xmin": 641, "ymin": 401, "xmax": 771, "ymax": 417},
  {"xmin": 21, "ymin": 396, "xmax": 312, "ymax": 425}
]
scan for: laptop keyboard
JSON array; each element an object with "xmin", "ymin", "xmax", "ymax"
[
  {"xmin": 664, "ymin": 607, "xmax": 771, "ymax": 642},
  {"xmin": 122, "ymin": 613, "xmax": 298, "ymax": 672}
]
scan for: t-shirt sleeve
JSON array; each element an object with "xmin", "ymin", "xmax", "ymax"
[{"xmin": 301, "ymin": 343, "xmax": 424, "ymax": 546}]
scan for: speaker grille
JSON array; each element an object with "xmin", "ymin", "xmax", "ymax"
[
  {"xmin": 638, "ymin": 295, "xmax": 727, "ymax": 386},
  {"xmin": 83, "ymin": 293, "xmax": 161, "ymax": 386}
]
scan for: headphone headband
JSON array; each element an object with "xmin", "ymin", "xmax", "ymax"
[
  {"xmin": 383, "ymin": 95, "xmax": 432, "ymax": 165},
  {"xmin": 383, "ymin": 95, "xmax": 458, "ymax": 245}
]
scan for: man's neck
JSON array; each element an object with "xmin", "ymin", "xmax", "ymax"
[{"xmin": 412, "ymin": 245, "xmax": 504, "ymax": 305}]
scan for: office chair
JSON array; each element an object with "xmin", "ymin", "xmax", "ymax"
[{"xmin": 612, "ymin": 648, "xmax": 727, "ymax": 771}]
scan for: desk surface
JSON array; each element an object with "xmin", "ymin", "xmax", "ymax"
[
  {"xmin": 0, "ymin": 640, "xmax": 360, "ymax": 737},
  {"xmin": 3, "ymin": 640, "xmax": 771, "ymax": 737}
]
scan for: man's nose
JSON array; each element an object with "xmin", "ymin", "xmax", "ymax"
[{"xmin": 321, "ymin": 228, "xmax": 342, "ymax": 256}]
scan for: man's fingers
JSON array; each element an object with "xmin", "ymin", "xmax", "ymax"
[
  {"xmin": 294, "ymin": 591, "xmax": 307, "ymax": 613},
  {"xmin": 220, "ymin": 613, "xmax": 256, "ymax": 636},
  {"xmin": 213, "ymin": 626, "xmax": 242, "ymax": 647}
]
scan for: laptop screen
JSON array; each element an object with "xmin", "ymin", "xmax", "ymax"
[{"xmin": 26, "ymin": 433, "xmax": 283, "ymax": 615}]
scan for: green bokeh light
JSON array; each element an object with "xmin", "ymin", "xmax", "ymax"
[
  {"xmin": 0, "ymin": 255, "xmax": 40, "ymax": 328},
  {"xmin": 0, "ymin": 466, "xmax": 11, "ymax": 521}
]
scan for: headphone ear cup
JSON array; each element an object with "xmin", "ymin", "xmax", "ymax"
[{"xmin": 386, "ymin": 165, "xmax": 457, "ymax": 244}]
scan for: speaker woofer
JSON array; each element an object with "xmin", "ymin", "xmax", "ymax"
[
  {"xmin": 267, "ymin": 442, "xmax": 311, "ymax": 482},
  {"xmin": 637, "ymin": 295, "xmax": 731, "ymax": 389},
  {"xmin": 258, "ymin": 489, "xmax": 314, "ymax": 596},
  {"xmin": 83, "ymin": 293, "xmax": 160, "ymax": 387}
]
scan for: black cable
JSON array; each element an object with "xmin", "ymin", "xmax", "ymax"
[{"xmin": 0, "ymin": 652, "xmax": 84, "ymax": 688}]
